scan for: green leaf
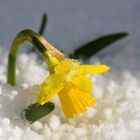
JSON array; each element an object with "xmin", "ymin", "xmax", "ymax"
[
  {"xmin": 38, "ymin": 13, "xmax": 48, "ymax": 35},
  {"xmin": 72, "ymin": 32, "xmax": 128, "ymax": 59},
  {"xmin": 24, "ymin": 102, "xmax": 55, "ymax": 123},
  {"xmin": 28, "ymin": 13, "xmax": 47, "ymax": 53}
]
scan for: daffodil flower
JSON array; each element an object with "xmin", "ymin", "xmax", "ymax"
[
  {"xmin": 6, "ymin": 28, "xmax": 109, "ymax": 119},
  {"xmin": 36, "ymin": 52, "xmax": 110, "ymax": 118}
]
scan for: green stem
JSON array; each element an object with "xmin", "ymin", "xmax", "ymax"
[{"xmin": 7, "ymin": 29, "xmax": 64, "ymax": 86}]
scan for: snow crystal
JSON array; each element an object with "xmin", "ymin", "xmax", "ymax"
[{"xmin": 48, "ymin": 115, "xmax": 61, "ymax": 131}]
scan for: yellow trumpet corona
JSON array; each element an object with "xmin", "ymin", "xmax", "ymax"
[{"xmin": 36, "ymin": 53, "xmax": 110, "ymax": 118}]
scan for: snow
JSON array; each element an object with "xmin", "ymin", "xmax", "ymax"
[{"xmin": 0, "ymin": 48, "xmax": 140, "ymax": 140}]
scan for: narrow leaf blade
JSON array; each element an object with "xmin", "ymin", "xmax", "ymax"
[
  {"xmin": 38, "ymin": 13, "xmax": 48, "ymax": 35},
  {"xmin": 28, "ymin": 13, "xmax": 48, "ymax": 53},
  {"xmin": 73, "ymin": 32, "xmax": 128, "ymax": 59}
]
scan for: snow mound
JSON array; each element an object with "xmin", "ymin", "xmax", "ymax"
[{"xmin": 0, "ymin": 48, "xmax": 140, "ymax": 140}]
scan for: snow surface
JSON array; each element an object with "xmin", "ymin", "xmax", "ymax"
[{"xmin": 0, "ymin": 48, "xmax": 140, "ymax": 140}]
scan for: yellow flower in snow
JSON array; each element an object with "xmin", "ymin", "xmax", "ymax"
[{"xmin": 36, "ymin": 56, "xmax": 110, "ymax": 118}]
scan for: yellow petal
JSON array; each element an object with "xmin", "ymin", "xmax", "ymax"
[
  {"xmin": 45, "ymin": 51, "xmax": 61, "ymax": 74},
  {"xmin": 58, "ymin": 84, "xmax": 96, "ymax": 118},
  {"xmin": 36, "ymin": 74, "xmax": 64, "ymax": 105},
  {"xmin": 54, "ymin": 59, "xmax": 79, "ymax": 75},
  {"xmin": 75, "ymin": 64, "xmax": 110, "ymax": 75},
  {"xmin": 69, "ymin": 76, "xmax": 92, "ymax": 93}
]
